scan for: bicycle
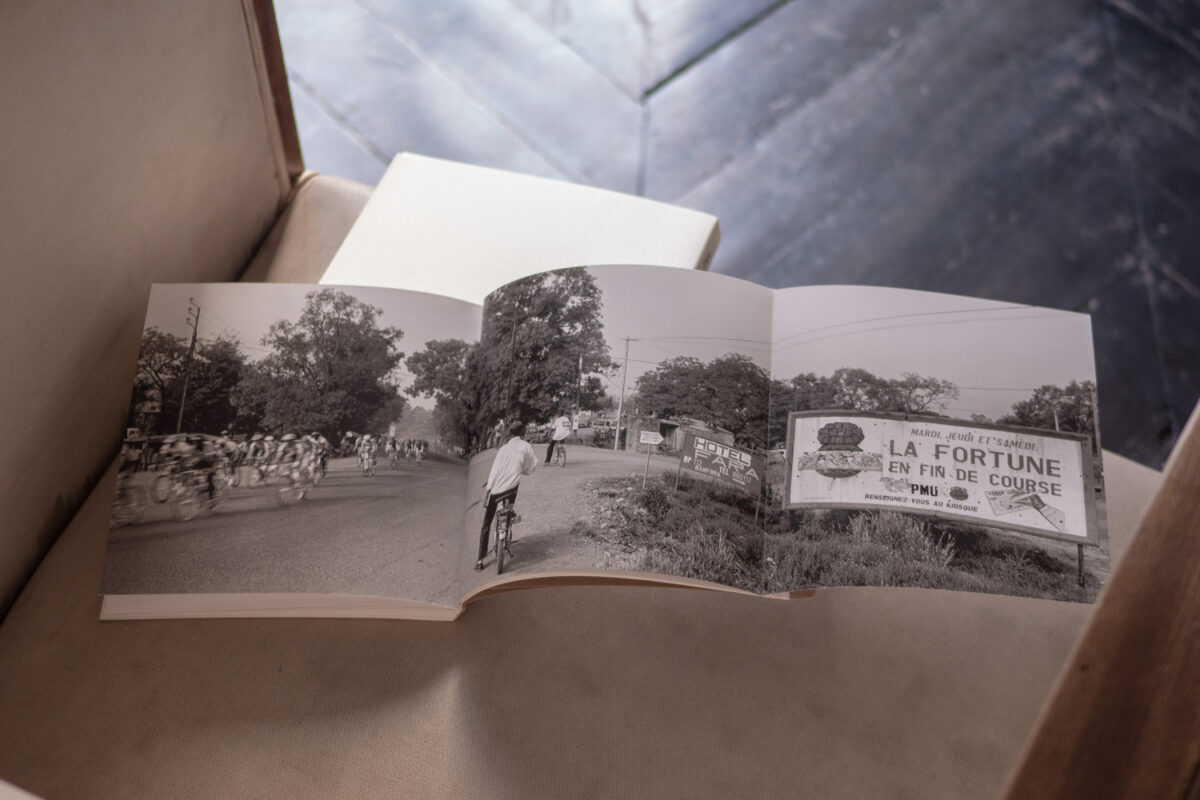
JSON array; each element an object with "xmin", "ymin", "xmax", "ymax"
[
  {"xmin": 276, "ymin": 466, "xmax": 310, "ymax": 506},
  {"xmin": 244, "ymin": 456, "xmax": 277, "ymax": 487},
  {"xmin": 551, "ymin": 440, "xmax": 566, "ymax": 467},
  {"xmin": 493, "ymin": 495, "xmax": 518, "ymax": 574},
  {"xmin": 164, "ymin": 468, "xmax": 216, "ymax": 521},
  {"xmin": 151, "ymin": 459, "xmax": 185, "ymax": 503},
  {"xmin": 361, "ymin": 452, "xmax": 377, "ymax": 477},
  {"xmin": 109, "ymin": 475, "xmax": 147, "ymax": 528}
]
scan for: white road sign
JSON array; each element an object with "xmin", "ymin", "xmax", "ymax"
[
  {"xmin": 639, "ymin": 431, "xmax": 664, "ymax": 445},
  {"xmin": 784, "ymin": 412, "xmax": 1098, "ymax": 545}
]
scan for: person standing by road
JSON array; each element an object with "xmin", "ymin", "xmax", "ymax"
[
  {"xmin": 545, "ymin": 412, "xmax": 572, "ymax": 464},
  {"xmin": 477, "ymin": 420, "xmax": 537, "ymax": 570}
]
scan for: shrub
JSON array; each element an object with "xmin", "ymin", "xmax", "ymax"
[
  {"xmin": 640, "ymin": 524, "xmax": 756, "ymax": 591},
  {"xmin": 637, "ymin": 484, "xmax": 672, "ymax": 522},
  {"xmin": 848, "ymin": 511, "xmax": 955, "ymax": 569}
]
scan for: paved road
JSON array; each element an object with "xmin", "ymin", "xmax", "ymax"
[
  {"xmin": 462, "ymin": 444, "xmax": 681, "ymax": 591},
  {"xmin": 102, "ymin": 456, "xmax": 468, "ymax": 606}
]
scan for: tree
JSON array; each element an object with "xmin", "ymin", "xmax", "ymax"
[
  {"xmin": 236, "ymin": 288, "xmax": 405, "ymax": 439},
  {"xmin": 177, "ymin": 336, "xmax": 246, "ymax": 433},
  {"xmin": 474, "ymin": 268, "xmax": 613, "ymax": 441},
  {"xmin": 128, "ymin": 328, "xmax": 246, "ymax": 435},
  {"xmin": 1000, "ymin": 380, "xmax": 1096, "ymax": 436},
  {"xmin": 405, "ymin": 338, "xmax": 479, "ymax": 451},
  {"xmin": 636, "ymin": 354, "xmax": 770, "ymax": 449},
  {"xmin": 630, "ymin": 356, "xmax": 706, "ymax": 420},
  {"xmin": 702, "ymin": 354, "xmax": 771, "ymax": 448},
  {"xmin": 890, "ymin": 372, "xmax": 958, "ymax": 414},
  {"xmin": 764, "ymin": 369, "xmax": 959, "ymax": 446},
  {"xmin": 828, "ymin": 368, "xmax": 897, "ymax": 411},
  {"xmin": 128, "ymin": 327, "xmax": 188, "ymax": 433}
]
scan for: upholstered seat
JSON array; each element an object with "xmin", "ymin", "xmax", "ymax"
[{"xmin": 0, "ymin": 2, "xmax": 1171, "ymax": 798}]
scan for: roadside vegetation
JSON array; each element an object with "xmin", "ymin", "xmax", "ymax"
[
  {"xmin": 576, "ymin": 472, "xmax": 1100, "ymax": 602},
  {"xmin": 764, "ymin": 508, "xmax": 1100, "ymax": 602},
  {"xmin": 574, "ymin": 473, "xmax": 763, "ymax": 593}
]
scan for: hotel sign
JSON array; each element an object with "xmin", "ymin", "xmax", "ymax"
[{"xmin": 680, "ymin": 433, "xmax": 764, "ymax": 496}]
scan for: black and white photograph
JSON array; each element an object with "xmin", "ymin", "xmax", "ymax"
[
  {"xmin": 764, "ymin": 285, "xmax": 1107, "ymax": 602},
  {"xmin": 102, "ymin": 283, "xmax": 481, "ymax": 609},
  {"xmin": 102, "ymin": 271, "xmax": 1111, "ymax": 609},
  {"xmin": 449, "ymin": 265, "xmax": 774, "ymax": 593}
]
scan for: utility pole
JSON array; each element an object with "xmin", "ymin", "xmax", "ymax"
[
  {"xmin": 614, "ymin": 337, "xmax": 630, "ymax": 452},
  {"xmin": 574, "ymin": 353, "xmax": 583, "ymax": 431},
  {"xmin": 175, "ymin": 299, "xmax": 200, "ymax": 433},
  {"xmin": 503, "ymin": 322, "xmax": 518, "ymax": 425}
]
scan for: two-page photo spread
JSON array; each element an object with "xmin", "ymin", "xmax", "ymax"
[{"xmin": 101, "ymin": 266, "xmax": 1107, "ymax": 619}]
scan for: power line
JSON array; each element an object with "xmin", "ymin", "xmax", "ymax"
[
  {"xmin": 635, "ymin": 334, "xmax": 771, "ymax": 349},
  {"xmin": 772, "ymin": 311, "xmax": 1063, "ymax": 352},
  {"xmin": 770, "ymin": 303, "xmax": 1046, "ymax": 346}
]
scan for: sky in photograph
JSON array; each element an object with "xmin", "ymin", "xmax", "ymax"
[
  {"xmin": 771, "ymin": 285, "xmax": 1097, "ymax": 421},
  {"xmin": 143, "ymin": 283, "xmax": 482, "ymax": 409},
  {"xmin": 585, "ymin": 265, "xmax": 774, "ymax": 403}
]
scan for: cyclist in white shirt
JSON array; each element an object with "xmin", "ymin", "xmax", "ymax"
[
  {"xmin": 477, "ymin": 420, "xmax": 537, "ymax": 570},
  {"xmin": 544, "ymin": 413, "xmax": 572, "ymax": 464}
]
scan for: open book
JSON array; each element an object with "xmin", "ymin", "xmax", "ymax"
[{"xmin": 101, "ymin": 266, "xmax": 1107, "ymax": 620}]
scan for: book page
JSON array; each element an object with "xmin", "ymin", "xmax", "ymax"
[
  {"xmin": 101, "ymin": 283, "xmax": 482, "ymax": 617},
  {"xmin": 320, "ymin": 153, "xmax": 719, "ymax": 304},
  {"xmin": 764, "ymin": 286, "xmax": 1108, "ymax": 602},
  {"xmin": 427, "ymin": 265, "xmax": 775, "ymax": 597}
]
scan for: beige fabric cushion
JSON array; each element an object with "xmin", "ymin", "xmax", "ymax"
[
  {"xmin": 0, "ymin": 0, "xmax": 291, "ymax": 616},
  {"xmin": 0, "ymin": 452, "xmax": 1160, "ymax": 799}
]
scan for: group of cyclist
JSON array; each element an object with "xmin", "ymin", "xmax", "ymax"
[
  {"xmin": 348, "ymin": 434, "xmax": 428, "ymax": 475},
  {"xmin": 242, "ymin": 431, "xmax": 331, "ymax": 484},
  {"xmin": 118, "ymin": 430, "xmax": 331, "ymax": 510}
]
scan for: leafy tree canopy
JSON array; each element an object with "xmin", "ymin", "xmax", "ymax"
[
  {"xmin": 476, "ymin": 268, "xmax": 613, "ymax": 440},
  {"xmin": 999, "ymin": 380, "xmax": 1095, "ymax": 436},
  {"xmin": 237, "ymin": 288, "xmax": 405, "ymax": 439},
  {"xmin": 129, "ymin": 328, "xmax": 246, "ymax": 435},
  {"xmin": 405, "ymin": 338, "xmax": 478, "ymax": 452},
  {"xmin": 636, "ymin": 354, "xmax": 770, "ymax": 449},
  {"xmin": 766, "ymin": 369, "xmax": 960, "ymax": 445},
  {"xmin": 405, "ymin": 268, "xmax": 615, "ymax": 451}
]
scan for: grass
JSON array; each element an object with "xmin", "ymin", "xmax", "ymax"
[
  {"xmin": 574, "ymin": 472, "xmax": 763, "ymax": 592},
  {"xmin": 765, "ymin": 508, "xmax": 1100, "ymax": 602},
  {"xmin": 576, "ymin": 472, "xmax": 1099, "ymax": 604},
  {"xmin": 575, "ymin": 473, "xmax": 1101, "ymax": 602}
]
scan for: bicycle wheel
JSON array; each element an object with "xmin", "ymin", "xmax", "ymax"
[
  {"xmin": 172, "ymin": 486, "xmax": 199, "ymax": 521},
  {"xmin": 555, "ymin": 444, "xmax": 566, "ymax": 467},
  {"xmin": 110, "ymin": 487, "xmax": 141, "ymax": 527},
  {"xmin": 277, "ymin": 476, "xmax": 306, "ymax": 506},
  {"xmin": 152, "ymin": 473, "xmax": 173, "ymax": 503},
  {"xmin": 495, "ymin": 513, "xmax": 507, "ymax": 574}
]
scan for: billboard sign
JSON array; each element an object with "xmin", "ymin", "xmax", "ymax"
[
  {"xmin": 680, "ymin": 433, "xmax": 764, "ymax": 496},
  {"xmin": 784, "ymin": 411, "xmax": 1097, "ymax": 545}
]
